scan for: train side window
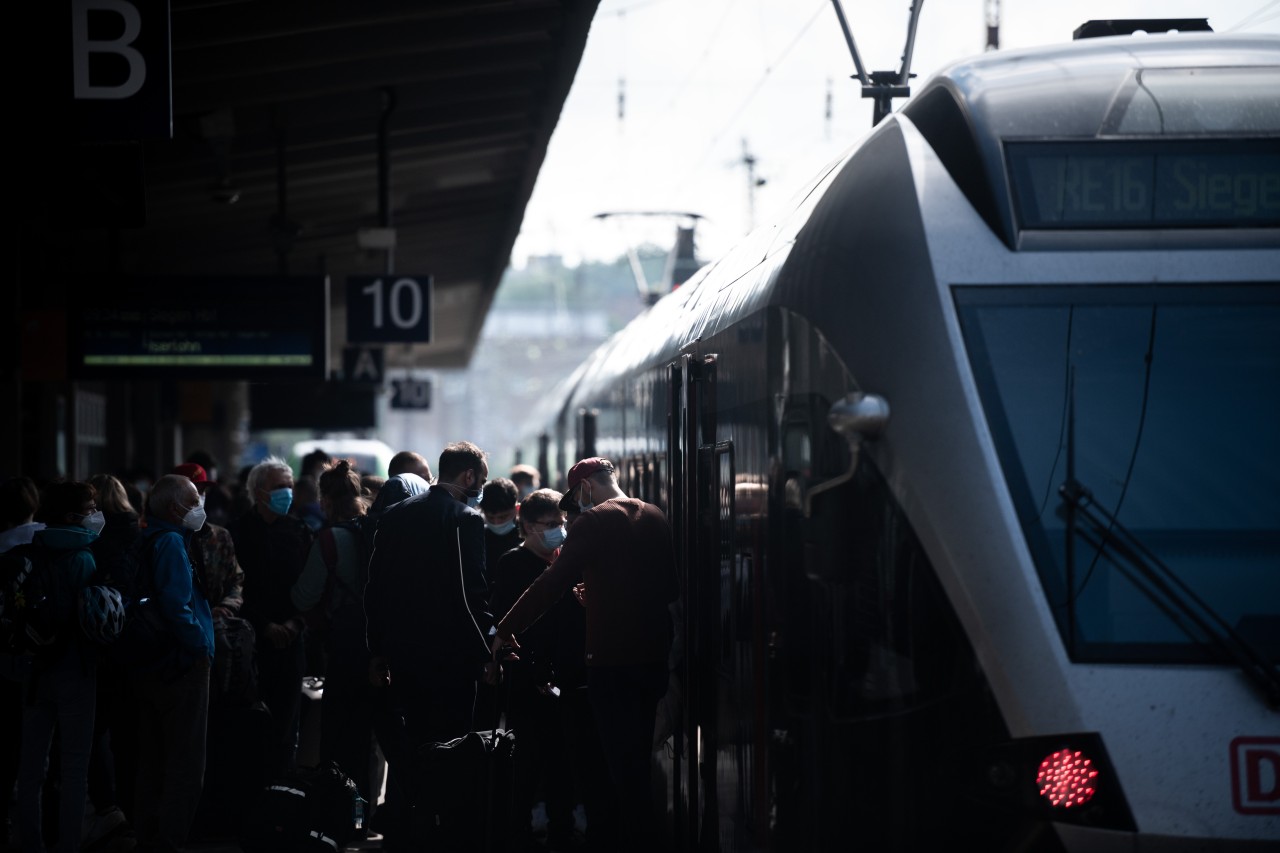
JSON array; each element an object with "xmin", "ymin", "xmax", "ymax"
[
  {"xmin": 782, "ymin": 424, "xmax": 811, "ymax": 475},
  {"xmin": 655, "ymin": 454, "xmax": 667, "ymax": 511},
  {"xmin": 644, "ymin": 454, "xmax": 656, "ymax": 505}
]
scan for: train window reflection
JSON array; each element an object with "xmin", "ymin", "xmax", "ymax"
[
  {"xmin": 956, "ymin": 284, "xmax": 1280, "ymax": 663},
  {"xmin": 1104, "ymin": 67, "xmax": 1280, "ymax": 135},
  {"xmin": 783, "ymin": 425, "xmax": 811, "ymax": 473}
]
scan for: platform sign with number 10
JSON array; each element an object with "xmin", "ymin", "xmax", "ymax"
[{"xmin": 346, "ymin": 275, "xmax": 433, "ymax": 344}]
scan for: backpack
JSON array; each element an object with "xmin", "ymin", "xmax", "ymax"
[
  {"xmin": 210, "ymin": 614, "xmax": 258, "ymax": 708},
  {"xmin": 98, "ymin": 533, "xmax": 173, "ymax": 672},
  {"xmin": 0, "ymin": 540, "xmax": 69, "ymax": 655},
  {"xmin": 88, "ymin": 524, "xmax": 147, "ymax": 605},
  {"xmin": 240, "ymin": 759, "xmax": 363, "ymax": 853},
  {"xmin": 309, "ymin": 517, "xmax": 376, "ymax": 647},
  {"xmin": 333, "ymin": 515, "xmax": 379, "ymax": 585}
]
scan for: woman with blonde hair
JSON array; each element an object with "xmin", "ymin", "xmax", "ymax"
[
  {"xmin": 88, "ymin": 473, "xmax": 137, "ymax": 517},
  {"xmin": 83, "ymin": 473, "xmax": 140, "ymax": 847},
  {"xmin": 291, "ymin": 459, "xmax": 379, "ymax": 830}
]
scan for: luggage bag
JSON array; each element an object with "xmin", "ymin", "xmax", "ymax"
[
  {"xmin": 239, "ymin": 759, "xmax": 363, "ymax": 853},
  {"xmin": 409, "ymin": 725, "xmax": 517, "ymax": 853}
]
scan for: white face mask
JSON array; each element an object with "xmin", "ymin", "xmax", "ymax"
[
  {"xmin": 78, "ymin": 510, "xmax": 107, "ymax": 536},
  {"xmin": 182, "ymin": 504, "xmax": 207, "ymax": 532}
]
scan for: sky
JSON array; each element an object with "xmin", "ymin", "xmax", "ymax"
[{"xmin": 508, "ymin": 0, "xmax": 1280, "ymax": 269}]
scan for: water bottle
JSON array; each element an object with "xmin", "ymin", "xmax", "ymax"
[{"xmin": 354, "ymin": 796, "xmax": 365, "ymax": 831}]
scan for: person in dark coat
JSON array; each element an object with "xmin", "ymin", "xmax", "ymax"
[
  {"xmin": 358, "ymin": 470, "xmax": 429, "ymax": 842},
  {"xmin": 84, "ymin": 473, "xmax": 142, "ymax": 846},
  {"xmin": 364, "ymin": 441, "xmax": 497, "ymax": 850},
  {"xmin": 228, "ymin": 455, "xmax": 313, "ymax": 777},
  {"xmin": 490, "ymin": 488, "xmax": 603, "ymax": 852},
  {"xmin": 479, "ymin": 477, "xmax": 522, "ymax": 580},
  {"xmin": 474, "ymin": 477, "xmax": 522, "ymax": 733},
  {"xmin": 492, "ymin": 457, "xmax": 679, "ymax": 853}
]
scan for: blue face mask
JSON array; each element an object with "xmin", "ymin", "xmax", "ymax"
[
  {"xmin": 485, "ymin": 519, "xmax": 516, "ymax": 535},
  {"xmin": 466, "ymin": 493, "xmax": 481, "ymax": 510},
  {"xmin": 267, "ymin": 487, "xmax": 293, "ymax": 515},
  {"xmin": 541, "ymin": 525, "xmax": 566, "ymax": 550}
]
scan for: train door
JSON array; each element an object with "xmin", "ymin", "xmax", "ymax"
[
  {"xmin": 696, "ymin": 436, "xmax": 734, "ymax": 851},
  {"xmin": 666, "ymin": 354, "xmax": 692, "ymax": 849},
  {"xmin": 666, "ymin": 350, "xmax": 725, "ymax": 852}
]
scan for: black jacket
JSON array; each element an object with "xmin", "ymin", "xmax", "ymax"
[
  {"xmin": 364, "ymin": 486, "xmax": 493, "ymax": 671},
  {"xmin": 228, "ymin": 508, "xmax": 312, "ymax": 646}
]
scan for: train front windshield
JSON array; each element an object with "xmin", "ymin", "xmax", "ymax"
[{"xmin": 956, "ymin": 284, "xmax": 1280, "ymax": 665}]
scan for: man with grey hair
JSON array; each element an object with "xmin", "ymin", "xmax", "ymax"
[
  {"xmin": 131, "ymin": 473, "xmax": 215, "ymax": 853},
  {"xmin": 228, "ymin": 455, "xmax": 312, "ymax": 776}
]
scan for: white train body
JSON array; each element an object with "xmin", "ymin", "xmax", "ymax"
[{"xmin": 521, "ymin": 30, "xmax": 1279, "ymax": 851}]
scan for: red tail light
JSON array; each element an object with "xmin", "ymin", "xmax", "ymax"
[
  {"xmin": 974, "ymin": 732, "xmax": 1135, "ymax": 831},
  {"xmin": 1036, "ymin": 748, "xmax": 1099, "ymax": 808}
]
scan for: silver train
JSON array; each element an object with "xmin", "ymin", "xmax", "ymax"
[{"xmin": 516, "ymin": 26, "xmax": 1280, "ymax": 851}]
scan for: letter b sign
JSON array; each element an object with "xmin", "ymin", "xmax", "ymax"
[
  {"xmin": 69, "ymin": 0, "xmax": 172, "ymax": 139},
  {"xmin": 346, "ymin": 276, "xmax": 433, "ymax": 344}
]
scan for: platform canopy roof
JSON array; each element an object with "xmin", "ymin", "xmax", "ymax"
[{"xmin": 22, "ymin": 0, "xmax": 601, "ymax": 370}]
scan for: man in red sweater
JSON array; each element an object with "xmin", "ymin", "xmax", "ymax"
[{"xmin": 491, "ymin": 457, "xmax": 678, "ymax": 852}]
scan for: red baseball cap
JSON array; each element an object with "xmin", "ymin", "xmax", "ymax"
[
  {"xmin": 172, "ymin": 462, "xmax": 209, "ymax": 491},
  {"xmin": 567, "ymin": 457, "xmax": 613, "ymax": 490},
  {"xmin": 560, "ymin": 457, "xmax": 614, "ymax": 510}
]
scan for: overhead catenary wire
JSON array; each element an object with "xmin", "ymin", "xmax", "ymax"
[
  {"xmin": 665, "ymin": 0, "xmax": 829, "ymax": 208},
  {"xmin": 579, "ymin": 0, "xmax": 741, "ymax": 191},
  {"xmin": 1224, "ymin": 0, "xmax": 1280, "ymax": 31}
]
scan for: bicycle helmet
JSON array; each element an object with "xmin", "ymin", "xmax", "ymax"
[{"xmin": 79, "ymin": 586, "xmax": 126, "ymax": 645}]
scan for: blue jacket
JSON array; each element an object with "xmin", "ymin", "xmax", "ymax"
[
  {"xmin": 141, "ymin": 517, "xmax": 215, "ymax": 672},
  {"xmin": 29, "ymin": 524, "xmax": 98, "ymax": 670}
]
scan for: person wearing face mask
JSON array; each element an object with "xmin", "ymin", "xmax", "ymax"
[
  {"xmin": 171, "ymin": 463, "xmax": 245, "ymax": 622},
  {"xmin": 491, "ymin": 457, "xmax": 679, "ymax": 853},
  {"xmin": 479, "ymin": 477, "xmax": 522, "ymax": 579},
  {"xmin": 227, "ymin": 455, "xmax": 314, "ymax": 778},
  {"xmin": 488, "ymin": 489, "xmax": 604, "ymax": 852},
  {"xmin": 16, "ymin": 480, "xmax": 103, "ymax": 853},
  {"xmin": 363, "ymin": 440, "xmax": 497, "ymax": 851},
  {"xmin": 83, "ymin": 473, "xmax": 142, "ymax": 848},
  {"xmin": 473, "ymin": 478, "xmax": 523, "ymax": 744},
  {"xmin": 171, "ymin": 462, "xmax": 253, "ymax": 837},
  {"xmin": 129, "ymin": 474, "xmax": 216, "ymax": 853}
]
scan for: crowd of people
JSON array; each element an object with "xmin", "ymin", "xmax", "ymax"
[{"xmin": 0, "ymin": 443, "xmax": 679, "ymax": 853}]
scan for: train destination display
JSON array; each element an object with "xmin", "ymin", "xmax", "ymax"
[{"xmin": 1008, "ymin": 140, "xmax": 1280, "ymax": 229}]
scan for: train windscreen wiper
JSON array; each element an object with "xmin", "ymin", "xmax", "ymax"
[{"xmin": 1059, "ymin": 479, "xmax": 1280, "ymax": 711}]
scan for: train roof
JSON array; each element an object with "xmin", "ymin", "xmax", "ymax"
[
  {"xmin": 916, "ymin": 31, "xmax": 1280, "ymax": 139},
  {"xmin": 552, "ymin": 31, "xmax": 1280, "ymax": 421}
]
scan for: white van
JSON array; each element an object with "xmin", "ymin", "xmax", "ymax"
[{"xmin": 290, "ymin": 438, "xmax": 395, "ymax": 479}]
